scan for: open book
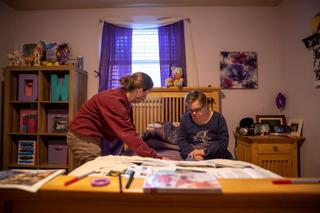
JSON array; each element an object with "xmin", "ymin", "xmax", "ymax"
[
  {"xmin": 0, "ymin": 169, "xmax": 65, "ymax": 193},
  {"xmin": 143, "ymin": 170, "xmax": 221, "ymax": 193}
]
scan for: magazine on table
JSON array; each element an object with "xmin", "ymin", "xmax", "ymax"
[
  {"xmin": 143, "ymin": 170, "xmax": 222, "ymax": 193},
  {"xmin": 0, "ymin": 169, "xmax": 65, "ymax": 193}
]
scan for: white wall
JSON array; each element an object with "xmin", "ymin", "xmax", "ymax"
[
  {"xmin": 0, "ymin": 0, "xmax": 318, "ymax": 176},
  {"xmin": 278, "ymin": 0, "xmax": 320, "ymax": 177}
]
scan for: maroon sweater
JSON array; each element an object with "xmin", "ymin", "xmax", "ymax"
[{"xmin": 69, "ymin": 88, "xmax": 159, "ymax": 158}]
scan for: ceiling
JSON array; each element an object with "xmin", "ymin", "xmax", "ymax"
[{"xmin": 2, "ymin": 0, "xmax": 283, "ymax": 10}]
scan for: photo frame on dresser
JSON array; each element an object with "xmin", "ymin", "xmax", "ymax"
[
  {"xmin": 288, "ymin": 119, "xmax": 303, "ymax": 136},
  {"xmin": 256, "ymin": 115, "xmax": 286, "ymax": 132}
]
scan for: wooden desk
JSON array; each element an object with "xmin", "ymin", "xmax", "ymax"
[
  {"xmin": 1, "ymin": 175, "xmax": 320, "ymax": 213},
  {"xmin": 235, "ymin": 135, "xmax": 304, "ymax": 177}
]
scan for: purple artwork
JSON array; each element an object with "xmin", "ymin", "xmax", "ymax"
[{"xmin": 220, "ymin": 51, "xmax": 258, "ymax": 89}]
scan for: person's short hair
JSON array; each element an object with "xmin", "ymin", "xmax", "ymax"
[
  {"xmin": 119, "ymin": 72, "xmax": 154, "ymax": 92},
  {"xmin": 185, "ymin": 90, "xmax": 207, "ymax": 107}
]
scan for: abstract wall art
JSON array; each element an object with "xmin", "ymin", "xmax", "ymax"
[{"xmin": 220, "ymin": 51, "xmax": 258, "ymax": 89}]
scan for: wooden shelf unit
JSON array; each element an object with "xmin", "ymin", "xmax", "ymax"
[
  {"xmin": 2, "ymin": 65, "xmax": 87, "ymax": 172},
  {"xmin": 235, "ymin": 134, "xmax": 304, "ymax": 177}
]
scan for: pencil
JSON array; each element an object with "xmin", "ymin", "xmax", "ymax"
[{"xmin": 118, "ymin": 174, "xmax": 123, "ymax": 193}]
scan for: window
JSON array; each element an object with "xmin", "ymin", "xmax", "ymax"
[
  {"xmin": 132, "ymin": 28, "xmax": 161, "ymax": 87},
  {"xmin": 98, "ymin": 21, "xmax": 186, "ymax": 91}
]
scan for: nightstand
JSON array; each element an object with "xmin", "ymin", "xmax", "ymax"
[{"xmin": 234, "ymin": 134, "xmax": 304, "ymax": 177}]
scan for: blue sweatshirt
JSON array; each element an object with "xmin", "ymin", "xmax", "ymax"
[{"xmin": 177, "ymin": 111, "xmax": 233, "ymax": 160}]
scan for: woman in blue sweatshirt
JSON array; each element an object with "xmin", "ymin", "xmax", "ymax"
[{"xmin": 177, "ymin": 90, "xmax": 233, "ymax": 160}]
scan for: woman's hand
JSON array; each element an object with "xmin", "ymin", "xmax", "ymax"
[{"xmin": 188, "ymin": 149, "xmax": 205, "ymax": 158}]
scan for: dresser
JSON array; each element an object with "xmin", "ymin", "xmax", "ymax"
[{"xmin": 234, "ymin": 134, "xmax": 304, "ymax": 177}]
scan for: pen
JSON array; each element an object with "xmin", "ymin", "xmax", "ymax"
[
  {"xmin": 272, "ymin": 179, "xmax": 320, "ymax": 184},
  {"xmin": 64, "ymin": 171, "xmax": 94, "ymax": 186},
  {"xmin": 119, "ymin": 174, "xmax": 123, "ymax": 193},
  {"xmin": 125, "ymin": 170, "xmax": 135, "ymax": 189}
]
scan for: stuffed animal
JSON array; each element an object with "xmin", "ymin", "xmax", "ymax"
[
  {"xmin": 172, "ymin": 66, "xmax": 184, "ymax": 87},
  {"xmin": 165, "ymin": 66, "xmax": 184, "ymax": 88},
  {"xmin": 7, "ymin": 50, "xmax": 20, "ymax": 66}
]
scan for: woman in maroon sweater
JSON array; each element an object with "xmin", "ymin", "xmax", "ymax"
[{"xmin": 68, "ymin": 72, "xmax": 160, "ymax": 168}]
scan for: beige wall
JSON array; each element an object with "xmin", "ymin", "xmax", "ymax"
[{"xmin": 0, "ymin": 0, "xmax": 319, "ymax": 176}]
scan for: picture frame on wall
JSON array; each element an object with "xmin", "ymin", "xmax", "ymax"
[
  {"xmin": 288, "ymin": 119, "xmax": 303, "ymax": 136},
  {"xmin": 256, "ymin": 115, "xmax": 286, "ymax": 131},
  {"xmin": 220, "ymin": 51, "xmax": 258, "ymax": 89}
]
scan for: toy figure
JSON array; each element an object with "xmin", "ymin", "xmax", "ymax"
[{"xmin": 33, "ymin": 41, "xmax": 45, "ymax": 66}]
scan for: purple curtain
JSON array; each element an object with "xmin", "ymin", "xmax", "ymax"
[
  {"xmin": 98, "ymin": 22, "xmax": 132, "ymax": 91},
  {"xmin": 158, "ymin": 20, "xmax": 187, "ymax": 87}
]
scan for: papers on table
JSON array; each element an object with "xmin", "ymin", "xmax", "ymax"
[{"xmin": 69, "ymin": 155, "xmax": 281, "ymax": 179}]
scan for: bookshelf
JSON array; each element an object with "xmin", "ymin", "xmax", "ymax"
[{"xmin": 2, "ymin": 65, "xmax": 87, "ymax": 172}]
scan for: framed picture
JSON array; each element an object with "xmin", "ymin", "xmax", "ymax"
[
  {"xmin": 254, "ymin": 123, "xmax": 270, "ymax": 135},
  {"xmin": 220, "ymin": 51, "xmax": 258, "ymax": 89},
  {"xmin": 256, "ymin": 115, "xmax": 286, "ymax": 130},
  {"xmin": 288, "ymin": 119, "xmax": 303, "ymax": 136}
]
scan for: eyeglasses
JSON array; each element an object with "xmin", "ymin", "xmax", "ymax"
[{"xmin": 188, "ymin": 105, "xmax": 205, "ymax": 113}]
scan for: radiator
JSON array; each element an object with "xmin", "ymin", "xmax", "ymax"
[{"xmin": 132, "ymin": 87, "xmax": 220, "ymax": 134}]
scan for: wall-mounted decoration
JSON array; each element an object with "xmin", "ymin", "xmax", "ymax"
[
  {"xmin": 275, "ymin": 92, "xmax": 286, "ymax": 114},
  {"xmin": 302, "ymin": 13, "xmax": 320, "ymax": 88},
  {"xmin": 314, "ymin": 44, "xmax": 320, "ymax": 87},
  {"xmin": 220, "ymin": 51, "xmax": 258, "ymax": 89}
]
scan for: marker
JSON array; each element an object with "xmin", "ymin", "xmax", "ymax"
[
  {"xmin": 119, "ymin": 174, "xmax": 123, "ymax": 193},
  {"xmin": 64, "ymin": 171, "xmax": 94, "ymax": 186},
  {"xmin": 125, "ymin": 170, "xmax": 135, "ymax": 189},
  {"xmin": 272, "ymin": 179, "xmax": 320, "ymax": 184}
]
